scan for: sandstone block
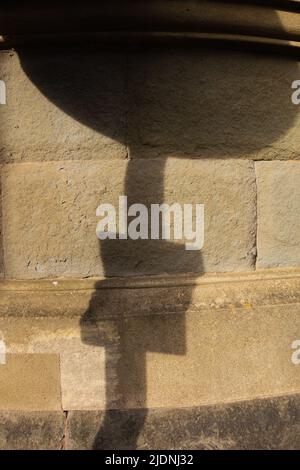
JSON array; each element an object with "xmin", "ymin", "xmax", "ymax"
[
  {"xmin": 0, "ymin": 411, "xmax": 65, "ymax": 450},
  {"xmin": 0, "ymin": 317, "xmax": 109, "ymax": 410},
  {"xmin": 1, "ymin": 47, "xmax": 299, "ymax": 163},
  {"xmin": 2, "ymin": 159, "xmax": 256, "ymax": 278},
  {"xmin": 127, "ymin": 49, "xmax": 300, "ymax": 160},
  {"xmin": 256, "ymin": 161, "xmax": 300, "ymax": 268},
  {"xmin": 0, "ymin": 49, "xmax": 126, "ymax": 162},
  {"xmin": 118, "ymin": 304, "xmax": 300, "ymax": 410},
  {"xmin": 0, "ymin": 353, "xmax": 61, "ymax": 411}
]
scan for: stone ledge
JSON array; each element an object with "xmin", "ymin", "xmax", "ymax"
[{"xmin": 0, "ymin": 268, "xmax": 299, "ymax": 318}]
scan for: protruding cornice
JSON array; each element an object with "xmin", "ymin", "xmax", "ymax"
[
  {"xmin": 0, "ymin": 268, "xmax": 300, "ymax": 318},
  {"xmin": 0, "ymin": 1, "xmax": 300, "ymax": 48}
]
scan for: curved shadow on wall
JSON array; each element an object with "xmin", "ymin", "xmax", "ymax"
[
  {"xmin": 17, "ymin": 40, "xmax": 300, "ymax": 161},
  {"xmin": 13, "ymin": 13, "xmax": 300, "ymax": 449}
]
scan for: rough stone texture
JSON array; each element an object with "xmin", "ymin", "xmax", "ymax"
[
  {"xmin": 0, "ymin": 270, "xmax": 299, "ymax": 411},
  {"xmin": 2, "ymin": 159, "xmax": 256, "ymax": 278},
  {"xmin": 117, "ymin": 304, "xmax": 300, "ymax": 410},
  {"xmin": 0, "ymin": 317, "xmax": 108, "ymax": 410},
  {"xmin": 127, "ymin": 49, "xmax": 300, "ymax": 160},
  {"xmin": 66, "ymin": 394, "xmax": 300, "ymax": 450},
  {"xmin": 0, "ymin": 47, "xmax": 299, "ymax": 163},
  {"xmin": 256, "ymin": 161, "xmax": 300, "ymax": 268},
  {"xmin": 0, "ymin": 269, "xmax": 299, "ymax": 318},
  {"xmin": 0, "ymin": 49, "xmax": 126, "ymax": 163},
  {"xmin": 0, "ymin": 411, "xmax": 65, "ymax": 450},
  {"xmin": 0, "ymin": 34, "xmax": 300, "ymax": 450},
  {"xmin": 0, "ymin": 353, "xmax": 61, "ymax": 410}
]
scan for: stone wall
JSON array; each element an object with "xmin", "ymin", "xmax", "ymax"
[
  {"xmin": 0, "ymin": 41, "xmax": 300, "ymax": 449},
  {"xmin": 0, "ymin": 46, "xmax": 300, "ymax": 278}
]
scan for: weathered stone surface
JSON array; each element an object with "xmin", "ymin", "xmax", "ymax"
[
  {"xmin": 118, "ymin": 304, "xmax": 300, "ymax": 410},
  {"xmin": 0, "ymin": 269, "xmax": 299, "ymax": 317},
  {"xmin": 0, "ymin": 317, "xmax": 107, "ymax": 410},
  {"xmin": 0, "ymin": 354, "xmax": 61, "ymax": 411},
  {"xmin": 66, "ymin": 393, "xmax": 300, "ymax": 450},
  {"xmin": 2, "ymin": 159, "xmax": 256, "ymax": 278},
  {"xmin": 1, "ymin": 47, "xmax": 299, "ymax": 163},
  {"xmin": 60, "ymin": 351, "xmax": 106, "ymax": 410},
  {"xmin": 0, "ymin": 49, "xmax": 126, "ymax": 162},
  {"xmin": 0, "ymin": 270, "xmax": 299, "ymax": 412},
  {"xmin": 0, "ymin": 411, "xmax": 65, "ymax": 450},
  {"xmin": 127, "ymin": 48, "xmax": 300, "ymax": 160},
  {"xmin": 256, "ymin": 161, "xmax": 300, "ymax": 268}
]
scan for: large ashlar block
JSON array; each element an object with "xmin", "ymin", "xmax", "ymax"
[
  {"xmin": 1, "ymin": 159, "xmax": 256, "ymax": 278},
  {"xmin": 0, "ymin": 411, "xmax": 65, "ymax": 450},
  {"xmin": 118, "ymin": 304, "xmax": 300, "ymax": 409},
  {"xmin": 0, "ymin": 317, "xmax": 109, "ymax": 411},
  {"xmin": 256, "ymin": 161, "xmax": 300, "ymax": 268},
  {"xmin": 0, "ymin": 47, "xmax": 299, "ymax": 162},
  {"xmin": 0, "ymin": 49, "xmax": 126, "ymax": 162},
  {"xmin": 0, "ymin": 353, "xmax": 61, "ymax": 411},
  {"xmin": 127, "ymin": 49, "xmax": 300, "ymax": 159}
]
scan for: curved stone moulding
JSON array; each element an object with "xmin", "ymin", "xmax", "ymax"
[
  {"xmin": 0, "ymin": 1, "xmax": 299, "ymax": 48},
  {"xmin": 0, "ymin": 268, "xmax": 300, "ymax": 318}
]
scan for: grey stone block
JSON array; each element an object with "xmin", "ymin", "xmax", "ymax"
[
  {"xmin": 2, "ymin": 160, "xmax": 256, "ymax": 278},
  {"xmin": 0, "ymin": 411, "xmax": 65, "ymax": 450},
  {"xmin": 66, "ymin": 394, "xmax": 300, "ymax": 450},
  {"xmin": 256, "ymin": 161, "xmax": 300, "ymax": 268}
]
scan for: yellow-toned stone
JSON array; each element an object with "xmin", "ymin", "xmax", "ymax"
[
  {"xmin": 256, "ymin": 161, "xmax": 300, "ymax": 269},
  {"xmin": 2, "ymin": 160, "xmax": 256, "ymax": 278},
  {"xmin": 0, "ymin": 354, "xmax": 61, "ymax": 411},
  {"xmin": 0, "ymin": 317, "xmax": 106, "ymax": 410},
  {"xmin": 0, "ymin": 50, "xmax": 126, "ymax": 162},
  {"xmin": 1, "ymin": 46, "xmax": 300, "ymax": 162}
]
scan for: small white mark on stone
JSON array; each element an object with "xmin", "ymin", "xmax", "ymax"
[{"xmin": 53, "ymin": 281, "xmax": 58, "ymax": 286}]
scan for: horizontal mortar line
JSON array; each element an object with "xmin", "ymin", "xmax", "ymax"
[{"xmin": 2, "ymin": 157, "xmax": 300, "ymax": 164}]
